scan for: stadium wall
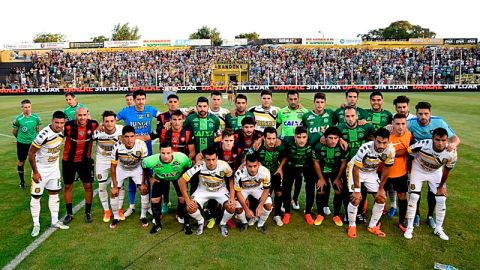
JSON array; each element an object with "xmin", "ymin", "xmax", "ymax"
[{"xmin": 0, "ymin": 84, "xmax": 479, "ymax": 95}]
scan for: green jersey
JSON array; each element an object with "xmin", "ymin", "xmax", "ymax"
[
  {"xmin": 12, "ymin": 113, "xmax": 41, "ymax": 144},
  {"xmin": 333, "ymin": 106, "xmax": 368, "ymax": 125},
  {"xmin": 313, "ymin": 142, "xmax": 348, "ymax": 173},
  {"xmin": 338, "ymin": 122, "xmax": 373, "ymax": 158},
  {"xmin": 225, "ymin": 111, "xmax": 255, "ymax": 131},
  {"xmin": 142, "ymin": 152, "xmax": 192, "ymax": 181},
  {"xmin": 302, "ymin": 108, "xmax": 334, "ymax": 146},
  {"xmin": 248, "ymin": 140, "xmax": 287, "ymax": 173},
  {"xmin": 277, "ymin": 106, "xmax": 308, "ymax": 143},
  {"xmin": 365, "ymin": 109, "xmax": 393, "ymax": 132},
  {"xmin": 285, "ymin": 142, "xmax": 317, "ymax": 168},
  {"xmin": 64, "ymin": 102, "xmax": 87, "ymax": 121},
  {"xmin": 183, "ymin": 113, "xmax": 220, "ymax": 153}
]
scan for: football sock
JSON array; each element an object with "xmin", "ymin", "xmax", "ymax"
[
  {"xmin": 435, "ymin": 196, "xmax": 447, "ymax": 229},
  {"xmin": 273, "ymin": 194, "xmax": 282, "ymax": 216},
  {"xmin": 48, "ymin": 194, "xmax": 60, "ymax": 225},
  {"xmin": 30, "ymin": 197, "xmax": 41, "ymax": 226},
  {"xmin": 238, "ymin": 210, "xmax": 248, "ymax": 224},
  {"xmin": 85, "ymin": 203, "xmax": 92, "ymax": 214},
  {"xmin": 98, "ymin": 182, "xmax": 109, "ymax": 211},
  {"xmin": 333, "ymin": 193, "xmax": 343, "ymax": 216},
  {"xmin": 368, "ymin": 202, "xmax": 384, "ymax": 228},
  {"xmin": 190, "ymin": 209, "xmax": 204, "ymax": 225},
  {"xmin": 389, "ymin": 190, "xmax": 397, "ymax": 209},
  {"xmin": 220, "ymin": 210, "xmax": 234, "ymax": 226},
  {"xmin": 118, "ymin": 188, "xmax": 125, "ymax": 210},
  {"xmin": 427, "ymin": 191, "xmax": 436, "ymax": 217},
  {"xmin": 258, "ymin": 207, "xmax": 272, "ymax": 227},
  {"xmin": 66, "ymin": 203, "xmax": 73, "ymax": 215},
  {"xmin": 347, "ymin": 202, "xmax": 358, "ymax": 227},
  {"xmin": 140, "ymin": 194, "xmax": 149, "ymax": 218},
  {"xmin": 406, "ymin": 193, "xmax": 420, "ymax": 228},
  {"xmin": 110, "ymin": 196, "xmax": 119, "ymax": 219},
  {"xmin": 18, "ymin": 165, "xmax": 25, "ymax": 184},
  {"xmin": 152, "ymin": 202, "xmax": 161, "ymax": 224}
]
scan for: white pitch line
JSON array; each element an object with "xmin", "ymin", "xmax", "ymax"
[
  {"xmin": 0, "ymin": 133, "xmax": 15, "ymax": 139},
  {"xmin": 3, "ymin": 189, "xmax": 99, "ymax": 270}
]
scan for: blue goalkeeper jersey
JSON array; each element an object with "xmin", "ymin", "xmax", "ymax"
[
  {"xmin": 407, "ymin": 116, "xmax": 455, "ymax": 141},
  {"xmin": 117, "ymin": 105, "xmax": 159, "ymax": 154}
]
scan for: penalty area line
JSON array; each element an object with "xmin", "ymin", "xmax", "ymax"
[{"xmin": 3, "ymin": 189, "xmax": 99, "ymax": 270}]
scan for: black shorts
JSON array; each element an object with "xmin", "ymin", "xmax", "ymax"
[
  {"xmin": 62, "ymin": 159, "xmax": 94, "ymax": 184},
  {"xmin": 17, "ymin": 142, "xmax": 31, "ymax": 161},
  {"xmin": 152, "ymin": 180, "xmax": 182, "ymax": 199},
  {"xmin": 385, "ymin": 174, "xmax": 408, "ymax": 193}
]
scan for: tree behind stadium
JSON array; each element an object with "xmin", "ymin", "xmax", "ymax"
[
  {"xmin": 235, "ymin": 32, "xmax": 260, "ymax": 41},
  {"xmin": 111, "ymin": 23, "xmax": 141, "ymax": 41},
  {"xmin": 190, "ymin": 26, "xmax": 222, "ymax": 46},
  {"xmin": 358, "ymin": 20, "xmax": 436, "ymax": 40},
  {"xmin": 33, "ymin": 33, "xmax": 66, "ymax": 43}
]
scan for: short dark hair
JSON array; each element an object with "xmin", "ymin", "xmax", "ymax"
[
  {"xmin": 102, "ymin": 110, "xmax": 116, "ymax": 119},
  {"xmin": 167, "ymin": 94, "xmax": 179, "ymax": 101},
  {"xmin": 393, "ymin": 113, "xmax": 407, "ymax": 120},
  {"xmin": 393, "ymin": 95, "xmax": 410, "ymax": 106},
  {"xmin": 122, "ymin": 125, "xmax": 135, "ymax": 135},
  {"xmin": 211, "ymin": 90, "xmax": 222, "ymax": 97},
  {"xmin": 345, "ymin": 89, "xmax": 359, "ymax": 97},
  {"xmin": 65, "ymin": 92, "xmax": 76, "ymax": 98},
  {"xmin": 21, "ymin": 99, "xmax": 31, "ymax": 105},
  {"xmin": 236, "ymin": 94, "xmax": 247, "ymax": 102},
  {"xmin": 324, "ymin": 126, "xmax": 342, "ymax": 137},
  {"xmin": 125, "ymin": 93, "xmax": 133, "ymax": 97},
  {"xmin": 222, "ymin": 128, "xmax": 235, "ymax": 138},
  {"xmin": 415, "ymin": 101, "xmax": 431, "ymax": 111},
  {"xmin": 294, "ymin": 126, "xmax": 307, "ymax": 135},
  {"xmin": 370, "ymin": 91, "xmax": 383, "ymax": 99},
  {"xmin": 432, "ymin": 127, "xmax": 448, "ymax": 138},
  {"xmin": 160, "ymin": 141, "xmax": 173, "ymax": 149},
  {"xmin": 202, "ymin": 146, "xmax": 217, "ymax": 158},
  {"xmin": 263, "ymin": 127, "xmax": 277, "ymax": 136},
  {"xmin": 171, "ymin": 110, "xmax": 184, "ymax": 118},
  {"xmin": 197, "ymin": 96, "xmax": 209, "ymax": 105},
  {"xmin": 241, "ymin": 116, "xmax": 255, "ymax": 126},
  {"xmin": 314, "ymin": 92, "xmax": 326, "ymax": 101},
  {"xmin": 246, "ymin": 153, "xmax": 259, "ymax": 163},
  {"xmin": 52, "ymin": 111, "xmax": 66, "ymax": 119},
  {"xmin": 133, "ymin": 90, "xmax": 146, "ymax": 99},
  {"xmin": 374, "ymin": 128, "xmax": 390, "ymax": 139},
  {"xmin": 344, "ymin": 105, "xmax": 357, "ymax": 114},
  {"xmin": 287, "ymin": 90, "xmax": 299, "ymax": 98},
  {"xmin": 260, "ymin": 90, "xmax": 272, "ymax": 97}
]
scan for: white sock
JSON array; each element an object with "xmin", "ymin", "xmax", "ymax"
[
  {"xmin": 258, "ymin": 207, "xmax": 272, "ymax": 227},
  {"xmin": 237, "ymin": 210, "xmax": 247, "ymax": 224},
  {"xmin": 347, "ymin": 202, "xmax": 358, "ymax": 227},
  {"xmin": 435, "ymin": 196, "xmax": 447, "ymax": 229},
  {"xmin": 110, "ymin": 196, "xmax": 119, "ymax": 219},
  {"xmin": 140, "ymin": 195, "xmax": 149, "ymax": 218},
  {"xmin": 48, "ymin": 194, "xmax": 60, "ymax": 225},
  {"xmin": 30, "ymin": 197, "xmax": 41, "ymax": 226},
  {"xmin": 98, "ymin": 182, "xmax": 109, "ymax": 211},
  {"xmin": 118, "ymin": 188, "xmax": 125, "ymax": 210},
  {"xmin": 368, "ymin": 202, "xmax": 385, "ymax": 228},
  {"xmin": 389, "ymin": 190, "xmax": 397, "ymax": 209},
  {"xmin": 406, "ymin": 193, "xmax": 420, "ymax": 228},
  {"xmin": 190, "ymin": 209, "xmax": 204, "ymax": 224},
  {"xmin": 220, "ymin": 209, "xmax": 234, "ymax": 226}
]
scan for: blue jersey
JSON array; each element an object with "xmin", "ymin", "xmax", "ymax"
[
  {"xmin": 117, "ymin": 105, "xmax": 159, "ymax": 154},
  {"xmin": 407, "ymin": 116, "xmax": 455, "ymax": 141}
]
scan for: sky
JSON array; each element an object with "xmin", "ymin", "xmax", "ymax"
[{"xmin": 1, "ymin": 0, "xmax": 478, "ymax": 45}]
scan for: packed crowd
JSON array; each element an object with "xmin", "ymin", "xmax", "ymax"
[{"xmin": 4, "ymin": 46, "xmax": 480, "ymax": 88}]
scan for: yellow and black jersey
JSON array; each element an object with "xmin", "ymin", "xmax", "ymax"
[
  {"xmin": 353, "ymin": 141, "xmax": 395, "ymax": 173},
  {"xmin": 111, "ymin": 139, "xmax": 148, "ymax": 171},
  {"xmin": 408, "ymin": 139, "xmax": 457, "ymax": 173},
  {"xmin": 32, "ymin": 125, "xmax": 64, "ymax": 165},
  {"xmin": 182, "ymin": 160, "xmax": 233, "ymax": 192},
  {"xmin": 248, "ymin": 105, "xmax": 280, "ymax": 132},
  {"xmin": 234, "ymin": 165, "xmax": 271, "ymax": 191}
]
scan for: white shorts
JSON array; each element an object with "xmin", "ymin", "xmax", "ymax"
[
  {"xmin": 114, "ymin": 166, "xmax": 143, "ymax": 188},
  {"xmin": 31, "ymin": 164, "xmax": 61, "ymax": 195},
  {"xmin": 95, "ymin": 159, "xmax": 110, "ymax": 182},
  {"xmin": 409, "ymin": 169, "xmax": 443, "ymax": 193},
  {"xmin": 192, "ymin": 188, "xmax": 230, "ymax": 208},
  {"xmin": 346, "ymin": 162, "xmax": 379, "ymax": 193},
  {"xmin": 235, "ymin": 188, "xmax": 272, "ymax": 208}
]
